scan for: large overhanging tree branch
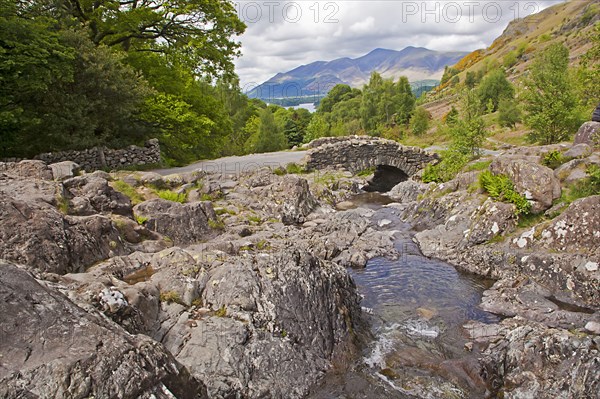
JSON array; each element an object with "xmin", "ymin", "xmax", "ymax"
[{"xmin": 57, "ymin": 0, "xmax": 245, "ymax": 78}]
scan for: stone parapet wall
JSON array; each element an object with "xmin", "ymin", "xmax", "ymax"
[{"xmin": 303, "ymin": 136, "xmax": 438, "ymax": 176}]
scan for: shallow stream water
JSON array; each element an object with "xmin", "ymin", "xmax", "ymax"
[{"xmin": 309, "ymin": 193, "xmax": 500, "ymax": 399}]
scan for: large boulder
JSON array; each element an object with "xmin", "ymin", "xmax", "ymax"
[
  {"xmin": 49, "ymin": 161, "xmax": 80, "ymax": 181},
  {"xmin": 133, "ymin": 199, "xmax": 217, "ymax": 245},
  {"xmin": 388, "ymin": 180, "xmax": 432, "ymax": 203},
  {"xmin": 514, "ymin": 195, "xmax": 600, "ymax": 254},
  {"xmin": 564, "ymin": 143, "xmax": 593, "ymax": 159},
  {"xmin": 64, "ymin": 175, "xmax": 132, "ymax": 216},
  {"xmin": 162, "ymin": 249, "xmax": 363, "ymax": 398},
  {"xmin": 574, "ymin": 121, "xmax": 600, "ymax": 147},
  {"xmin": 278, "ymin": 176, "xmax": 319, "ymax": 225},
  {"xmin": 490, "ymin": 157, "xmax": 561, "ymax": 213},
  {"xmin": 0, "ymin": 175, "xmax": 127, "ymax": 274},
  {"xmin": 0, "ymin": 262, "xmax": 207, "ymax": 399}
]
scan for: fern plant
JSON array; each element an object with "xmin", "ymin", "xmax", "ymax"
[{"xmin": 479, "ymin": 170, "xmax": 531, "ymax": 215}]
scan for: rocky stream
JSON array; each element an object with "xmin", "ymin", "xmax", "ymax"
[{"xmin": 1, "ymin": 131, "xmax": 600, "ymax": 398}]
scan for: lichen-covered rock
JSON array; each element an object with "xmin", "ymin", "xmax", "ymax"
[
  {"xmin": 133, "ymin": 199, "xmax": 217, "ymax": 245},
  {"xmin": 513, "ymin": 196, "xmax": 600, "ymax": 255},
  {"xmin": 490, "ymin": 157, "xmax": 561, "ymax": 213},
  {"xmin": 574, "ymin": 121, "xmax": 600, "ymax": 147},
  {"xmin": 564, "ymin": 143, "xmax": 592, "ymax": 159},
  {"xmin": 0, "ymin": 262, "xmax": 207, "ymax": 399},
  {"xmin": 472, "ymin": 317, "xmax": 600, "ymax": 399}
]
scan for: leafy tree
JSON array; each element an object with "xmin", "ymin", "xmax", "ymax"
[
  {"xmin": 393, "ymin": 76, "xmax": 416, "ymax": 126},
  {"xmin": 575, "ymin": 23, "xmax": 600, "ymax": 113},
  {"xmin": 360, "ymin": 72, "xmax": 384, "ymax": 131},
  {"xmin": 285, "ymin": 108, "xmax": 312, "ymax": 147},
  {"xmin": 141, "ymin": 93, "xmax": 214, "ymax": 164},
  {"xmin": 522, "ymin": 43, "xmax": 580, "ymax": 144},
  {"xmin": 409, "ymin": 107, "xmax": 430, "ymax": 136},
  {"xmin": 477, "ymin": 68, "xmax": 514, "ymax": 113},
  {"xmin": 0, "ymin": 1, "xmax": 75, "ymax": 156},
  {"xmin": 444, "ymin": 106, "xmax": 459, "ymax": 125},
  {"xmin": 57, "ymin": 0, "xmax": 246, "ymax": 79},
  {"xmin": 360, "ymin": 72, "xmax": 415, "ymax": 132},
  {"xmin": 498, "ymin": 98, "xmax": 522, "ymax": 128},
  {"xmin": 0, "ymin": 9, "xmax": 152, "ymax": 157},
  {"xmin": 319, "ymin": 84, "xmax": 353, "ymax": 113},
  {"xmin": 304, "ymin": 114, "xmax": 329, "ymax": 143},
  {"xmin": 245, "ymin": 109, "xmax": 287, "ymax": 153},
  {"xmin": 453, "ymin": 90, "xmax": 487, "ymax": 156},
  {"xmin": 465, "ymin": 71, "xmax": 477, "ymax": 89}
]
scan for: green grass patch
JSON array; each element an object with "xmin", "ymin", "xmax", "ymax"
[
  {"xmin": 208, "ymin": 218, "xmax": 225, "ymax": 230},
  {"xmin": 517, "ymin": 212, "xmax": 547, "ymax": 228},
  {"xmin": 479, "ymin": 170, "xmax": 531, "ymax": 215},
  {"xmin": 112, "ymin": 180, "xmax": 145, "ymax": 205},
  {"xmin": 286, "ymin": 162, "xmax": 306, "ymax": 174},
  {"xmin": 256, "ymin": 239, "xmax": 271, "ymax": 250},
  {"xmin": 135, "ymin": 215, "xmax": 148, "ymax": 225},
  {"xmin": 273, "ymin": 167, "xmax": 286, "ymax": 176},
  {"xmin": 313, "ymin": 171, "xmax": 339, "ymax": 186},
  {"xmin": 559, "ymin": 165, "xmax": 600, "ymax": 204},
  {"xmin": 156, "ymin": 189, "xmax": 187, "ymax": 203},
  {"xmin": 247, "ymin": 215, "xmax": 262, "ymax": 225},
  {"xmin": 464, "ymin": 160, "xmax": 492, "ymax": 172},
  {"xmin": 56, "ymin": 194, "xmax": 70, "ymax": 214},
  {"xmin": 214, "ymin": 305, "xmax": 227, "ymax": 317},
  {"xmin": 356, "ymin": 167, "xmax": 376, "ymax": 177},
  {"xmin": 159, "ymin": 290, "xmax": 183, "ymax": 305}
]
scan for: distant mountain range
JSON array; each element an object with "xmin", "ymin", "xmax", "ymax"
[{"xmin": 246, "ymin": 46, "xmax": 469, "ymax": 103}]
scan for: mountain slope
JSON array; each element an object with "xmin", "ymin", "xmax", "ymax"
[
  {"xmin": 426, "ymin": 0, "xmax": 599, "ymax": 115},
  {"xmin": 247, "ymin": 47, "xmax": 468, "ymax": 101}
]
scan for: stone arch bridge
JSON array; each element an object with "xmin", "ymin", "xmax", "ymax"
[{"xmin": 302, "ymin": 136, "xmax": 439, "ymax": 191}]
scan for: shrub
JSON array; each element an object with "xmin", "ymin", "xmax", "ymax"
[
  {"xmin": 479, "ymin": 170, "xmax": 531, "ymax": 215},
  {"xmin": 422, "ymin": 149, "xmax": 469, "ymax": 183}
]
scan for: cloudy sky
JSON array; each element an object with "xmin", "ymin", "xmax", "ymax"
[{"xmin": 233, "ymin": 0, "xmax": 562, "ymax": 90}]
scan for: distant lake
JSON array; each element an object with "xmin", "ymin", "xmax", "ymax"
[{"xmin": 291, "ymin": 103, "xmax": 317, "ymax": 113}]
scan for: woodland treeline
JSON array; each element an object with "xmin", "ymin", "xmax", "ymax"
[{"xmin": 1, "ymin": 1, "xmax": 597, "ymax": 165}]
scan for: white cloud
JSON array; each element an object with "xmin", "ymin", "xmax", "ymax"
[{"xmin": 233, "ymin": 0, "xmax": 563, "ymax": 87}]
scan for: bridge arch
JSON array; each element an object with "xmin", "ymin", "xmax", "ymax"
[{"xmin": 302, "ymin": 136, "xmax": 439, "ymax": 191}]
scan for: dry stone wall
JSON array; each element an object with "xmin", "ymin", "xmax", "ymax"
[
  {"xmin": 3, "ymin": 139, "xmax": 161, "ymax": 172},
  {"xmin": 303, "ymin": 136, "xmax": 439, "ymax": 176}
]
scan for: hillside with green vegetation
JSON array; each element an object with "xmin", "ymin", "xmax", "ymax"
[{"xmin": 425, "ymin": 0, "xmax": 599, "ymax": 122}]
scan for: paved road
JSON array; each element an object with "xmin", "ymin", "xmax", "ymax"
[{"xmin": 152, "ymin": 150, "xmax": 308, "ymax": 176}]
